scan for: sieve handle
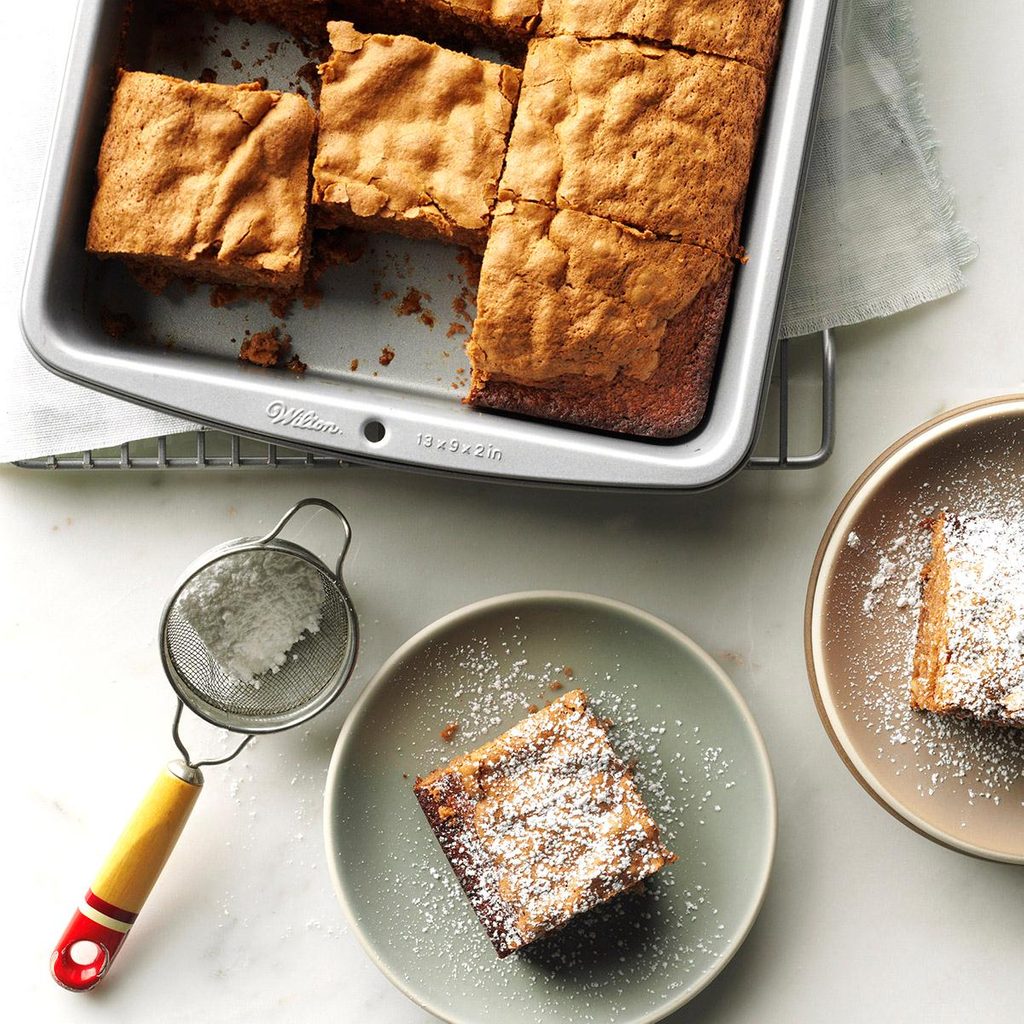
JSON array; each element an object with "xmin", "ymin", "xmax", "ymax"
[
  {"xmin": 260, "ymin": 497, "xmax": 352, "ymax": 577},
  {"xmin": 50, "ymin": 761, "xmax": 203, "ymax": 992}
]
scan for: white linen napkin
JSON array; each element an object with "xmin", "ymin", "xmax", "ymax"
[
  {"xmin": 1, "ymin": 0, "xmax": 976, "ymax": 463},
  {"xmin": 780, "ymin": 0, "xmax": 977, "ymax": 338}
]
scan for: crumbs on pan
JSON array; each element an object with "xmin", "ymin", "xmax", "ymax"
[{"xmin": 239, "ymin": 327, "xmax": 292, "ymax": 367}]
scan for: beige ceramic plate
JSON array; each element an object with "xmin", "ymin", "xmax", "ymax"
[{"xmin": 807, "ymin": 397, "xmax": 1024, "ymax": 864}]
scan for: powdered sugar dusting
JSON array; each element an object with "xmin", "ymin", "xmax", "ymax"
[
  {"xmin": 416, "ymin": 690, "xmax": 676, "ymax": 955},
  {"xmin": 840, "ymin": 450, "xmax": 1024, "ymax": 817},
  {"xmin": 932, "ymin": 515, "xmax": 1024, "ymax": 725}
]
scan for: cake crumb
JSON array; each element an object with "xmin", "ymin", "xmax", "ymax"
[
  {"xmin": 239, "ymin": 327, "xmax": 291, "ymax": 367},
  {"xmin": 440, "ymin": 722, "xmax": 460, "ymax": 742},
  {"xmin": 99, "ymin": 308, "xmax": 135, "ymax": 340},
  {"xmin": 379, "ymin": 346, "xmax": 396, "ymax": 366},
  {"xmin": 397, "ymin": 287, "xmax": 427, "ymax": 317}
]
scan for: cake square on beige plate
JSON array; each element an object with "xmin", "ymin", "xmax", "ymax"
[
  {"xmin": 86, "ymin": 71, "xmax": 315, "ymax": 290},
  {"xmin": 913, "ymin": 511, "xmax": 1024, "ymax": 728},
  {"xmin": 414, "ymin": 690, "xmax": 675, "ymax": 957},
  {"xmin": 313, "ymin": 21, "xmax": 521, "ymax": 251},
  {"xmin": 537, "ymin": 0, "xmax": 786, "ymax": 72},
  {"xmin": 467, "ymin": 200, "xmax": 734, "ymax": 437},
  {"xmin": 499, "ymin": 35, "xmax": 766, "ymax": 254}
]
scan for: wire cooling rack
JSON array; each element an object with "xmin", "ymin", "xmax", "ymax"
[{"xmin": 15, "ymin": 332, "xmax": 834, "ymax": 472}]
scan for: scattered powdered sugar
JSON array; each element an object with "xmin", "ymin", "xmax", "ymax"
[
  {"xmin": 212, "ymin": 730, "xmax": 344, "ymax": 952},
  {"xmin": 365, "ymin": 625, "xmax": 746, "ymax": 1020},
  {"xmin": 177, "ymin": 549, "xmax": 325, "ymax": 685},
  {"xmin": 862, "ymin": 553, "xmax": 897, "ymax": 615},
  {"xmin": 843, "ymin": 457, "xmax": 1024, "ymax": 812}
]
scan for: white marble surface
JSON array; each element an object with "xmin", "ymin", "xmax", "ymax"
[{"xmin": 6, "ymin": 1, "xmax": 1024, "ymax": 1022}]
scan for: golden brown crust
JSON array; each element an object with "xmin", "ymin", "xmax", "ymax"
[
  {"xmin": 467, "ymin": 202, "xmax": 734, "ymax": 438},
  {"xmin": 911, "ymin": 513, "xmax": 951, "ymax": 713},
  {"xmin": 312, "ymin": 21, "xmax": 521, "ymax": 251},
  {"xmin": 499, "ymin": 35, "xmax": 767, "ymax": 254},
  {"xmin": 403, "ymin": 0, "xmax": 541, "ymax": 37},
  {"xmin": 537, "ymin": 0, "xmax": 785, "ymax": 71},
  {"xmin": 86, "ymin": 71, "xmax": 315, "ymax": 290},
  {"xmin": 414, "ymin": 690, "xmax": 674, "ymax": 958}
]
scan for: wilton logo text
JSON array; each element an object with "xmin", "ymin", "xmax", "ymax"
[{"xmin": 265, "ymin": 401, "xmax": 340, "ymax": 435}]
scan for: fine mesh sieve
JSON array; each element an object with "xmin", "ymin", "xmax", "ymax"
[
  {"xmin": 160, "ymin": 498, "xmax": 357, "ymax": 745},
  {"xmin": 52, "ymin": 498, "xmax": 358, "ymax": 993}
]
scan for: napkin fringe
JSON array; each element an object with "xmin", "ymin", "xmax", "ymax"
[
  {"xmin": 897, "ymin": 3, "xmax": 978, "ymax": 271},
  {"xmin": 779, "ymin": 0, "xmax": 976, "ymax": 341}
]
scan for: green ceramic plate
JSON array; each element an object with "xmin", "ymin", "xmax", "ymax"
[{"xmin": 324, "ymin": 592, "xmax": 776, "ymax": 1024}]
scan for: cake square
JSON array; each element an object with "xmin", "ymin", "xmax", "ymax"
[
  {"xmin": 466, "ymin": 200, "xmax": 733, "ymax": 437},
  {"xmin": 86, "ymin": 71, "xmax": 315, "ymax": 290},
  {"xmin": 414, "ymin": 689, "xmax": 675, "ymax": 957},
  {"xmin": 312, "ymin": 21, "xmax": 521, "ymax": 251},
  {"xmin": 537, "ymin": 0, "xmax": 785, "ymax": 72},
  {"xmin": 912, "ymin": 511, "xmax": 1024, "ymax": 728},
  {"xmin": 498, "ymin": 35, "xmax": 766, "ymax": 254}
]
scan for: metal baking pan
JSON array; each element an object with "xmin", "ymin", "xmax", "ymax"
[{"xmin": 21, "ymin": 0, "xmax": 837, "ymax": 490}]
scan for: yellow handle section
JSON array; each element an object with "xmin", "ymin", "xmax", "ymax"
[{"xmin": 91, "ymin": 764, "xmax": 203, "ymax": 914}]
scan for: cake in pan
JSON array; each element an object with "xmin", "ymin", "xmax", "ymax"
[
  {"xmin": 86, "ymin": 71, "xmax": 315, "ymax": 291},
  {"xmin": 413, "ymin": 689, "xmax": 675, "ymax": 957},
  {"xmin": 912, "ymin": 511, "xmax": 1024, "ymax": 728},
  {"xmin": 313, "ymin": 21, "xmax": 521, "ymax": 252},
  {"xmin": 467, "ymin": 21, "xmax": 777, "ymax": 437},
  {"xmin": 537, "ymin": 0, "xmax": 786, "ymax": 71},
  {"xmin": 497, "ymin": 35, "xmax": 767, "ymax": 255},
  {"xmin": 84, "ymin": 1, "xmax": 786, "ymax": 438},
  {"xmin": 467, "ymin": 202, "xmax": 734, "ymax": 437}
]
